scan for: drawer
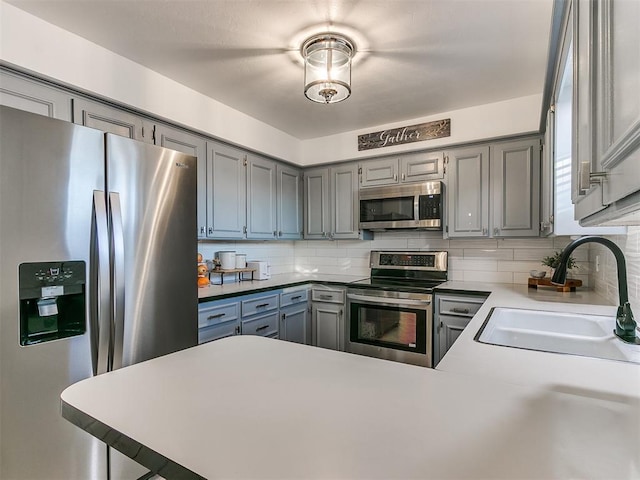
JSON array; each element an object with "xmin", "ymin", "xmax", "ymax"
[
  {"xmin": 241, "ymin": 311, "xmax": 279, "ymax": 337},
  {"xmin": 437, "ymin": 297, "xmax": 485, "ymax": 317},
  {"xmin": 198, "ymin": 301, "xmax": 240, "ymax": 328},
  {"xmin": 241, "ymin": 294, "xmax": 279, "ymax": 317},
  {"xmin": 280, "ymin": 289, "xmax": 308, "ymax": 308},
  {"xmin": 198, "ymin": 320, "xmax": 239, "ymax": 344},
  {"xmin": 311, "ymin": 288, "xmax": 344, "ymax": 304}
]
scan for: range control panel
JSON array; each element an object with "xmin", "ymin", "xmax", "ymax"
[{"xmin": 370, "ymin": 251, "xmax": 447, "ymax": 272}]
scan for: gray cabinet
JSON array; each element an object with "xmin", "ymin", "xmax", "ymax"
[
  {"xmin": 446, "ymin": 146, "xmax": 490, "ymax": 237},
  {"xmin": 207, "ymin": 141, "xmax": 246, "ymax": 239},
  {"xmin": 280, "ymin": 288, "xmax": 310, "ymax": 344},
  {"xmin": 433, "ymin": 292, "xmax": 487, "ymax": 367},
  {"xmin": 490, "ymin": 139, "xmax": 541, "ymax": 237},
  {"xmin": 0, "ymin": 69, "xmax": 72, "ymax": 121},
  {"xmin": 446, "ymin": 139, "xmax": 541, "ymax": 238},
  {"xmin": 246, "ymin": 155, "xmax": 277, "ymax": 239},
  {"xmin": 304, "ymin": 164, "xmax": 365, "ymax": 240},
  {"xmin": 155, "ymin": 124, "xmax": 208, "ymax": 238},
  {"xmin": 311, "ymin": 287, "xmax": 345, "ymax": 351},
  {"xmin": 572, "ymin": 0, "xmax": 640, "ymax": 225},
  {"xmin": 360, "ymin": 152, "xmax": 444, "ymax": 187},
  {"xmin": 276, "ymin": 164, "xmax": 303, "ymax": 240},
  {"xmin": 72, "ymin": 98, "xmax": 153, "ymax": 143},
  {"xmin": 198, "ymin": 300, "xmax": 241, "ymax": 344},
  {"xmin": 241, "ymin": 292, "xmax": 279, "ymax": 338}
]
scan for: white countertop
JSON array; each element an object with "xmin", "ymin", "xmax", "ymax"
[
  {"xmin": 63, "ymin": 280, "xmax": 640, "ymax": 478},
  {"xmin": 62, "ymin": 336, "xmax": 640, "ymax": 479}
]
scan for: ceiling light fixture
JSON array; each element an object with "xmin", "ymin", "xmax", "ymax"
[{"xmin": 301, "ymin": 33, "xmax": 355, "ymax": 104}]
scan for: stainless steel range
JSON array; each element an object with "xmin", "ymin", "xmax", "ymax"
[{"xmin": 347, "ymin": 251, "xmax": 448, "ymax": 367}]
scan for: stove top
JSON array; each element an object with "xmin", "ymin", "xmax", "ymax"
[{"xmin": 352, "ymin": 250, "xmax": 449, "ymax": 293}]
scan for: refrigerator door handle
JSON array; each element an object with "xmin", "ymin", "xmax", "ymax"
[
  {"xmin": 90, "ymin": 191, "xmax": 111, "ymax": 376},
  {"xmin": 109, "ymin": 192, "xmax": 126, "ymax": 371}
]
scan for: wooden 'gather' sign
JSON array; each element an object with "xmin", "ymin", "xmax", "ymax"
[{"xmin": 357, "ymin": 119, "xmax": 451, "ymax": 151}]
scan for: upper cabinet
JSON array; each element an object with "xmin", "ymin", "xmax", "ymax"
[
  {"xmin": 0, "ymin": 69, "xmax": 72, "ymax": 121},
  {"xmin": 155, "ymin": 124, "xmax": 208, "ymax": 238},
  {"xmin": 446, "ymin": 138, "xmax": 541, "ymax": 238},
  {"xmin": 573, "ymin": 0, "xmax": 640, "ymax": 224},
  {"xmin": 72, "ymin": 98, "xmax": 154, "ymax": 143},
  {"xmin": 246, "ymin": 154, "xmax": 277, "ymax": 240},
  {"xmin": 304, "ymin": 163, "xmax": 368, "ymax": 240},
  {"xmin": 207, "ymin": 141, "xmax": 246, "ymax": 239},
  {"xmin": 359, "ymin": 151, "xmax": 444, "ymax": 187},
  {"xmin": 276, "ymin": 164, "xmax": 303, "ymax": 240}
]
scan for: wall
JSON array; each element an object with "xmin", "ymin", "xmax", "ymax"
[
  {"xmin": 300, "ymin": 94, "xmax": 542, "ymax": 165},
  {"xmin": 199, "ymin": 233, "xmax": 590, "ymax": 286},
  {"xmin": 0, "ymin": 1, "xmax": 301, "ymax": 163},
  {"xmin": 590, "ymin": 227, "xmax": 640, "ymax": 312}
]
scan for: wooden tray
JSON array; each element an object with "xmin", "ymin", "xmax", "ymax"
[{"xmin": 528, "ymin": 277, "xmax": 582, "ymax": 292}]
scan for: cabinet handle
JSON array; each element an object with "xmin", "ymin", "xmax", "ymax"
[
  {"xmin": 208, "ymin": 227, "xmax": 213, "ymax": 234},
  {"xmin": 256, "ymin": 325, "xmax": 269, "ymax": 332},
  {"xmin": 234, "ymin": 326, "xmax": 240, "ymax": 335},
  {"xmin": 200, "ymin": 226, "xmax": 205, "ymax": 234},
  {"xmin": 402, "ymin": 173, "xmax": 406, "ymax": 181},
  {"xmin": 451, "ymin": 308, "xmax": 470, "ymax": 314},
  {"xmin": 322, "ymin": 231, "xmax": 326, "ymax": 237},
  {"xmin": 256, "ymin": 303, "xmax": 269, "ymax": 308},
  {"xmin": 291, "ymin": 295, "xmax": 302, "ymax": 300},
  {"xmin": 439, "ymin": 321, "xmax": 443, "ymax": 332},
  {"xmin": 319, "ymin": 294, "xmax": 332, "ymax": 300},
  {"xmin": 273, "ymin": 230, "xmax": 277, "ymax": 237},
  {"xmin": 394, "ymin": 174, "xmax": 398, "ymax": 181},
  {"xmin": 339, "ymin": 309, "xmax": 343, "ymax": 317},
  {"xmin": 493, "ymin": 227, "xmax": 500, "ymax": 236},
  {"xmin": 207, "ymin": 313, "xmax": 226, "ymax": 320},
  {"xmin": 482, "ymin": 228, "xmax": 488, "ymax": 236},
  {"xmin": 281, "ymin": 313, "xmax": 286, "ymax": 321}
]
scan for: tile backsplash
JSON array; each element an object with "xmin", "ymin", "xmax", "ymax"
[
  {"xmin": 199, "ymin": 232, "xmax": 590, "ymax": 286},
  {"xmin": 589, "ymin": 227, "xmax": 640, "ymax": 313}
]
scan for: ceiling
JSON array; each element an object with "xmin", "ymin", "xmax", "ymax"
[{"xmin": 6, "ymin": 0, "xmax": 554, "ymax": 140}]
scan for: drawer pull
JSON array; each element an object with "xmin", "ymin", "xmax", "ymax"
[
  {"xmin": 291, "ymin": 295, "xmax": 302, "ymax": 300},
  {"xmin": 256, "ymin": 325, "xmax": 269, "ymax": 332},
  {"xmin": 207, "ymin": 313, "xmax": 226, "ymax": 320},
  {"xmin": 319, "ymin": 294, "xmax": 332, "ymax": 300},
  {"xmin": 451, "ymin": 307, "xmax": 470, "ymax": 314},
  {"xmin": 256, "ymin": 303, "xmax": 270, "ymax": 308}
]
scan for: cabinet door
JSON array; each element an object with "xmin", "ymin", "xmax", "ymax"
[
  {"xmin": 330, "ymin": 164, "xmax": 360, "ymax": 239},
  {"xmin": 400, "ymin": 151, "xmax": 444, "ymax": 182},
  {"xmin": 596, "ymin": 0, "xmax": 640, "ymax": 206},
  {"xmin": 72, "ymin": 98, "xmax": 152, "ymax": 143},
  {"xmin": 436, "ymin": 315, "xmax": 470, "ymax": 365},
  {"xmin": 304, "ymin": 168, "xmax": 330, "ymax": 239},
  {"xmin": 280, "ymin": 304, "xmax": 308, "ymax": 345},
  {"xmin": 207, "ymin": 141, "xmax": 246, "ymax": 239},
  {"xmin": 491, "ymin": 139, "xmax": 541, "ymax": 237},
  {"xmin": 246, "ymin": 155, "xmax": 277, "ymax": 239},
  {"xmin": 360, "ymin": 157, "xmax": 399, "ymax": 187},
  {"xmin": 276, "ymin": 164, "xmax": 303, "ymax": 239},
  {"xmin": 0, "ymin": 69, "xmax": 72, "ymax": 121},
  {"xmin": 312, "ymin": 303, "xmax": 343, "ymax": 351},
  {"xmin": 446, "ymin": 146, "xmax": 490, "ymax": 237},
  {"xmin": 155, "ymin": 124, "xmax": 208, "ymax": 238}
]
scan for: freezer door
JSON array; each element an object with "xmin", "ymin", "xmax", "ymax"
[
  {"xmin": 0, "ymin": 106, "xmax": 107, "ymax": 479},
  {"xmin": 106, "ymin": 134, "xmax": 198, "ymax": 368}
]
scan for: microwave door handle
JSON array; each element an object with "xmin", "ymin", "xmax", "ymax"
[
  {"xmin": 347, "ymin": 293, "xmax": 431, "ymax": 307},
  {"xmin": 414, "ymin": 196, "xmax": 420, "ymax": 223}
]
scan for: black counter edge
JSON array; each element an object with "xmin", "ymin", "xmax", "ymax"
[
  {"xmin": 60, "ymin": 400, "xmax": 206, "ymax": 480},
  {"xmin": 198, "ymin": 279, "xmax": 348, "ymax": 303}
]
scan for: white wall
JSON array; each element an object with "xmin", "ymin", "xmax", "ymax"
[
  {"xmin": 0, "ymin": 1, "xmax": 544, "ymax": 168},
  {"xmin": 300, "ymin": 94, "xmax": 543, "ymax": 165},
  {"xmin": 0, "ymin": 1, "xmax": 301, "ymax": 163}
]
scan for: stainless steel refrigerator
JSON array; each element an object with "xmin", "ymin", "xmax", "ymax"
[{"xmin": 0, "ymin": 106, "xmax": 198, "ymax": 479}]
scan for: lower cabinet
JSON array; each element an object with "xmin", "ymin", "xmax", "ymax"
[
  {"xmin": 280, "ymin": 288, "xmax": 310, "ymax": 344},
  {"xmin": 198, "ymin": 299, "xmax": 241, "ymax": 344},
  {"xmin": 311, "ymin": 286, "xmax": 346, "ymax": 351},
  {"xmin": 432, "ymin": 292, "xmax": 487, "ymax": 367},
  {"xmin": 240, "ymin": 292, "xmax": 279, "ymax": 338}
]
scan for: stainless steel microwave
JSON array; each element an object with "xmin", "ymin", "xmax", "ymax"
[{"xmin": 359, "ymin": 181, "xmax": 443, "ymax": 231}]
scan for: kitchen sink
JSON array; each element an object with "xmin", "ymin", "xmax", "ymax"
[{"xmin": 476, "ymin": 307, "xmax": 640, "ymax": 364}]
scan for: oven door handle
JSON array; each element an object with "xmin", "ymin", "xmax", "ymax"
[{"xmin": 347, "ymin": 293, "xmax": 431, "ymax": 307}]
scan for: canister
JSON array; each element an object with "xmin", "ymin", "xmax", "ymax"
[
  {"xmin": 217, "ymin": 251, "xmax": 236, "ymax": 270},
  {"xmin": 235, "ymin": 254, "xmax": 247, "ymax": 269}
]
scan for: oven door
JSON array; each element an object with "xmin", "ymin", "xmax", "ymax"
[{"xmin": 346, "ymin": 290, "xmax": 432, "ymax": 367}]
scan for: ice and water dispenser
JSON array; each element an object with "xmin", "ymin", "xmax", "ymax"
[{"xmin": 18, "ymin": 261, "xmax": 86, "ymax": 345}]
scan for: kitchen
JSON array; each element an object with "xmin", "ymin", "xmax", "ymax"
[{"xmin": 1, "ymin": 0, "xmax": 640, "ymax": 479}]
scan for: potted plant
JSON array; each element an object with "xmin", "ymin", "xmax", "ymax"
[{"xmin": 541, "ymin": 250, "xmax": 578, "ymax": 278}]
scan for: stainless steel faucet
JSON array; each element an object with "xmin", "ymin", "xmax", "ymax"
[{"xmin": 551, "ymin": 236, "xmax": 638, "ymax": 344}]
